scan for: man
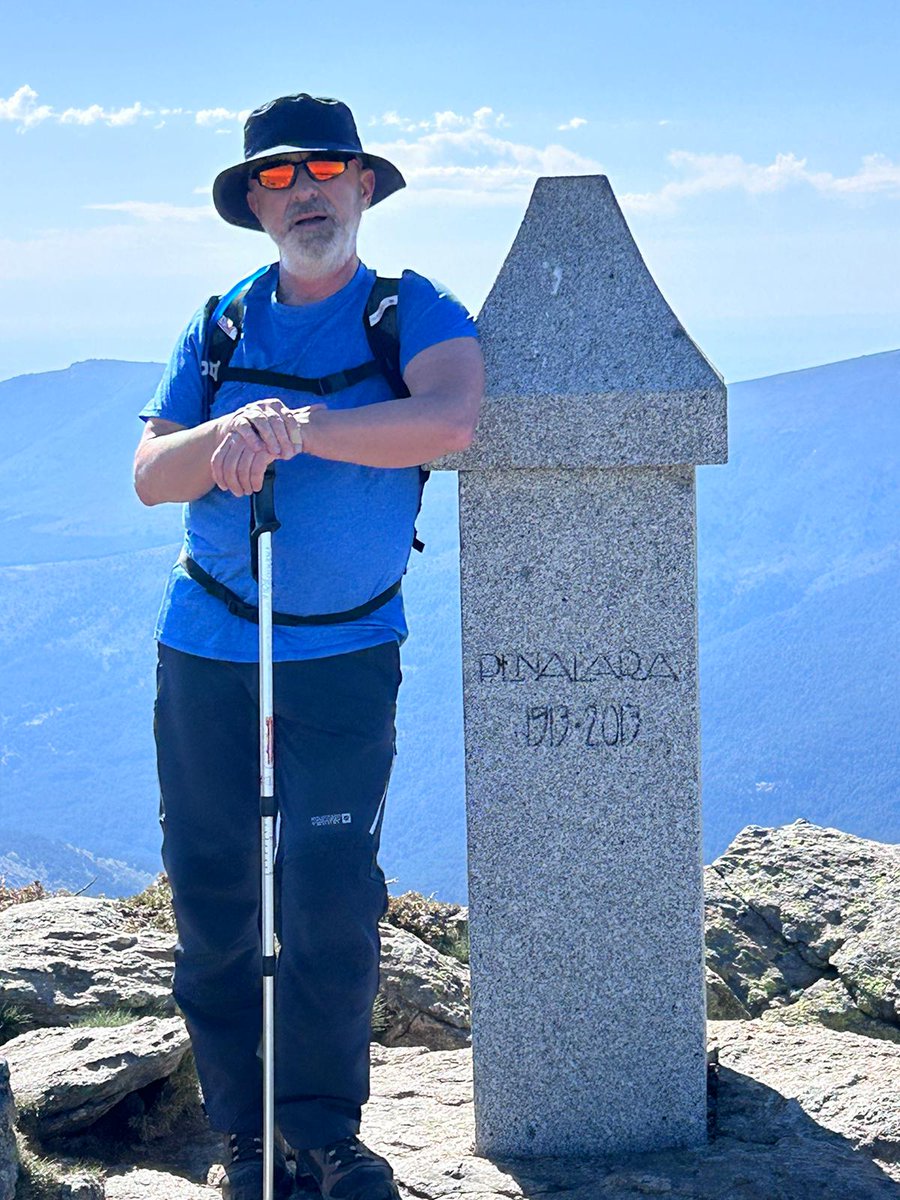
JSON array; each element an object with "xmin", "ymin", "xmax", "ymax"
[{"xmin": 134, "ymin": 93, "xmax": 483, "ymax": 1200}]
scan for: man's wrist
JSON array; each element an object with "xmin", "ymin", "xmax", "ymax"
[{"xmin": 210, "ymin": 413, "xmax": 229, "ymax": 446}]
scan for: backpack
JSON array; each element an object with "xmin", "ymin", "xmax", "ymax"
[{"xmin": 178, "ymin": 266, "xmax": 430, "ymax": 627}]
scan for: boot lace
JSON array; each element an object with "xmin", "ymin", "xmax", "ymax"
[
  {"xmin": 323, "ymin": 1136, "xmax": 372, "ymax": 1170},
  {"xmin": 228, "ymin": 1133, "xmax": 264, "ymax": 1164}
]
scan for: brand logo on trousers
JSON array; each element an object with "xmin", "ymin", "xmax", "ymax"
[{"xmin": 311, "ymin": 813, "xmax": 352, "ymax": 827}]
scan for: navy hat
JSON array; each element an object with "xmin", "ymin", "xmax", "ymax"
[{"xmin": 213, "ymin": 93, "xmax": 406, "ymax": 231}]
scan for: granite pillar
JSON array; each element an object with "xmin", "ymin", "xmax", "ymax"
[{"xmin": 431, "ymin": 174, "xmax": 728, "ymax": 1158}]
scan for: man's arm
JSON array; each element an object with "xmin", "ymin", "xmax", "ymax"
[
  {"xmin": 136, "ymin": 337, "xmax": 484, "ymax": 502},
  {"xmin": 134, "ymin": 400, "xmax": 309, "ymax": 505},
  {"xmin": 134, "ymin": 417, "xmax": 224, "ymax": 507},
  {"xmin": 299, "ymin": 337, "xmax": 484, "ymax": 468}
]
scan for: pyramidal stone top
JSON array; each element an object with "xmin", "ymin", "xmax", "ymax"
[{"xmin": 433, "ymin": 174, "xmax": 728, "ymax": 471}]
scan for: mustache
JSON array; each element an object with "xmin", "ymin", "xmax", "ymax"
[{"xmin": 286, "ymin": 198, "xmax": 336, "ymax": 222}]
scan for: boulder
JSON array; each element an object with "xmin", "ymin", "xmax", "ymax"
[
  {"xmin": 704, "ymin": 850, "xmax": 821, "ymax": 1015},
  {"xmin": 377, "ymin": 923, "xmax": 470, "ymax": 1049},
  {"xmin": 760, "ymin": 974, "xmax": 900, "ymax": 1042},
  {"xmin": 0, "ymin": 896, "xmax": 175, "ymax": 1027},
  {"xmin": 0, "ymin": 1060, "xmax": 17, "ymax": 1200},
  {"xmin": 705, "ymin": 820, "xmax": 900, "ymax": 1034},
  {"xmin": 4, "ymin": 1016, "xmax": 189, "ymax": 1136}
]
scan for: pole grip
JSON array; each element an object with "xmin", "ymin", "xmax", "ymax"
[{"xmin": 251, "ymin": 466, "xmax": 281, "ymax": 580}]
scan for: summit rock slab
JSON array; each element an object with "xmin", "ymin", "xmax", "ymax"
[
  {"xmin": 0, "ymin": 896, "xmax": 175, "ymax": 1027},
  {"xmin": 4, "ymin": 1016, "xmax": 189, "ymax": 1136}
]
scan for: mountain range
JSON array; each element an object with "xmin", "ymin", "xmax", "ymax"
[{"xmin": 0, "ymin": 349, "xmax": 897, "ymax": 901}]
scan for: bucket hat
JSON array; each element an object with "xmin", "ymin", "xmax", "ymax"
[{"xmin": 212, "ymin": 93, "xmax": 406, "ymax": 231}]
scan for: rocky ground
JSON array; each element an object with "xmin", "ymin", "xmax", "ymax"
[{"xmin": 1, "ymin": 818, "xmax": 899, "ymax": 1199}]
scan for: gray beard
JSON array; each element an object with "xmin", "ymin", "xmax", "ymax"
[{"xmin": 279, "ymin": 212, "xmax": 361, "ymax": 281}]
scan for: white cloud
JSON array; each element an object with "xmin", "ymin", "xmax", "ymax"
[
  {"xmin": 557, "ymin": 117, "xmax": 587, "ymax": 131},
  {"xmin": 369, "ymin": 111, "xmax": 431, "ymax": 133},
  {"xmin": 368, "ymin": 107, "xmax": 509, "ymax": 135},
  {"xmin": 0, "ymin": 85, "xmax": 53, "ymax": 128},
  {"xmin": 623, "ymin": 150, "xmax": 900, "ymax": 213},
  {"xmin": 0, "ymin": 85, "xmax": 154, "ymax": 130},
  {"xmin": 196, "ymin": 107, "xmax": 240, "ymax": 126},
  {"xmin": 60, "ymin": 101, "xmax": 148, "ymax": 127},
  {"xmin": 0, "ymin": 85, "xmax": 247, "ymax": 133},
  {"xmin": 367, "ymin": 119, "xmax": 603, "ymax": 205},
  {"xmin": 86, "ymin": 201, "xmax": 216, "ymax": 223},
  {"xmin": 107, "ymin": 102, "xmax": 147, "ymax": 127}
]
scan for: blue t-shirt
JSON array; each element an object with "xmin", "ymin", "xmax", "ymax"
[{"xmin": 140, "ymin": 261, "xmax": 477, "ymax": 662}]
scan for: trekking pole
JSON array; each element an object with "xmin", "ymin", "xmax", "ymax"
[{"xmin": 250, "ymin": 465, "xmax": 281, "ymax": 1200}]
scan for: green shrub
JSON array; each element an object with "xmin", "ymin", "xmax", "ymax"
[
  {"xmin": 371, "ymin": 992, "xmax": 392, "ymax": 1039},
  {"xmin": 385, "ymin": 890, "xmax": 469, "ymax": 963},
  {"xmin": 444, "ymin": 926, "xmax": 470, "ymax": 965},
  {"xmin": 118, "ymin": 874, "xmax": 176, "ymax": 934},
  {"xmin": 0, "ymin": 1002, "xmax": 28, "ymax": 1045}
]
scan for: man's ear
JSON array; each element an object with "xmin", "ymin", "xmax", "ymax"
[
  {"xmin": 246, "ymin": 182, "xmax": 260, "ymax": 219},
  {"xmin": 360, "ymin": 166, "xmax": 376, "ymax": 209}
]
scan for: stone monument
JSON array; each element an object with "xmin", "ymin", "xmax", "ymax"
[{"xmin": 432, "ymin": 175, "xmax": 728, "ymax": 1158}]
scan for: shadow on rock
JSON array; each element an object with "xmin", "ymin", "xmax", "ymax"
[{"xmin": 483, "ymin": 1061, "xmax": 900, "ymax": 1200}]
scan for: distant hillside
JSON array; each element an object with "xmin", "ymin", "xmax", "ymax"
[
  {"xmin": 697, "ymin": 349, "xmax": 900, "ymax": 849},
  {"xmin": 0, "ymin": 826, "xmax": 153, "ymax": 895},
  {"xmin": 1, "ymin": 350, "xmax": 897, "ymax": 901},
  {"xmin": 0, "ymin": 360, "xmax": 177, "ymax": 566}
]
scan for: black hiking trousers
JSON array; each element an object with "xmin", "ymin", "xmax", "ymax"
[{"xmin": 153, "ymin": 639, "xmax": 400, "ymax": 1151}]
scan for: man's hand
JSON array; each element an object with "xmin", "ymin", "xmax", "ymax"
[{"xmin": 210, "ymin": 399, "xmax": 322, "ymax": 496}]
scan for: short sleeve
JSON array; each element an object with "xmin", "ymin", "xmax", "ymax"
[
  {"xmin": 139, "ymin": 304, "xmax": 208, "ymax": 427},
  {"xmin": 397, "ymin": 271, "xmax": 478, "ymax": 375}
]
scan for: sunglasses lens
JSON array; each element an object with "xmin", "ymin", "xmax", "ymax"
[
  {"xmin": 305, "ymin": 159, "xmax": 350, "ymax": 182},
  {"xmin": 257, "ymin": 164, "xmax": 297, "ymax": 189}
]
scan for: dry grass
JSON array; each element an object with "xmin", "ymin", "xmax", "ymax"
[
  {"xmin": 14, "ymin": 1131, "xmax": 104, "ymax": 1200},
  {"xmin": 0, "ymin": 880, "xmax": 61, "ymax": 913}
]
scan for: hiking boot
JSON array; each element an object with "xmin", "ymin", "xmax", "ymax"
[
  {"xmin": 286, "ymin": 1144, "xmax": 324, "ymax": 1195},
  {"xmin": 220, "ymin": 1133, "xmax": 295, "ymax": 1200},
  {"xmin": 295, "ymin": 1135, "xmax": 400, "ymax": 1200}
]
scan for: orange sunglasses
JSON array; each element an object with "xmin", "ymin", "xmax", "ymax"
[{"xmin": 252, "ymin": 154, "xmax": 358, "ymax": 189}]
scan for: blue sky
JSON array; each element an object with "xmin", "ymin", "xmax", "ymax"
[{"xmin": 1, "ymin": 0, "xmax": 897, "ymax": 383}]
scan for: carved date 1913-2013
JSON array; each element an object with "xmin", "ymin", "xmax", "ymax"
[{"xmin": 525, "ymin": 703, "xmax": 640, "ymax": 749}]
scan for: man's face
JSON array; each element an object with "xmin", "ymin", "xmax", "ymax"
[{"xmin": 246, "ymin": 152, "xmax": 376, "ymax": 279}]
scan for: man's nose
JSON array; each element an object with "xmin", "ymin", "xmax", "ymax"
[{"xmin": 289, "ymin": 164, "xmax": 325, "ymax": 196}]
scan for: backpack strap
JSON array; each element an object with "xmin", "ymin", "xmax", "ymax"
[
  {"xmin": 178, "ymin": 548, "xmax": 402, "ymax": 626},
  {"xmin": 364, "ymin": 276, "xmax": 408, "ymax": 399},
  {"xmin": 200, "ymin": 264, "xmax": 272, "ymax": 423},
  {"xmin": 220, "ymin": 361, "xmax": 383, "ymax": 396},
  {"xmin": 364, "ymin": 275, "xmax": 429, "ymax": 553}
]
